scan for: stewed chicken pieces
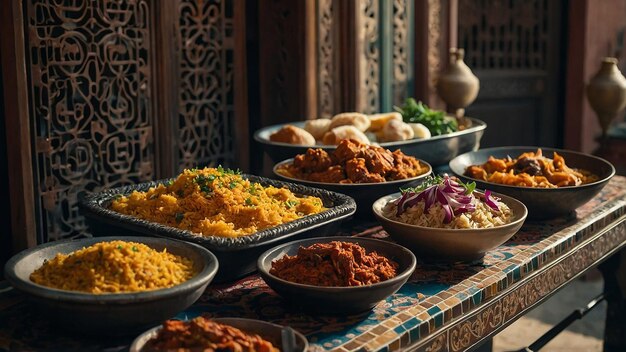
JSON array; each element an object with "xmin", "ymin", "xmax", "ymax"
[{"xmin": 277, "ymin": 139, "xmax": 429, "ymax": 184}]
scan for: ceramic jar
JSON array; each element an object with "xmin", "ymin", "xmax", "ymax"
[
  {"xmin": 436, "ymin": 48, "xmax": 480, "ymax": 118},
  {"xmin": 586, "ymin": 57, "xmax": 626, "ymax": 137}
]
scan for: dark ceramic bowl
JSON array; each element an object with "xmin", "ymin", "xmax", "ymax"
[
  {"xmin": 130, "ymin": 318, "xmax": 308, "ymax": 352},
  {"xmin": 372, "ymin": 192, "xmax": 528, "ymax": 262},
  {"xmin": 79, "ymin": 174, "xmax": 356, "ymax": 282},
  {"xmin": 257, "ymin": 236, "xmax": 416, "ymax": 314},
  {"xmin": 449, "ymin": 146, "xmax": 616, "ymax": 220},
  {"xmin": 273, "ymin": 158, "xmax": 432, "ymax": 217},
  {"xmin": 254, "ymin": 118, "xmax": 487, "ymax": 167},
  {"xmin": 3, "ymin": 236, "xmax": 218, "ymax": 334}
]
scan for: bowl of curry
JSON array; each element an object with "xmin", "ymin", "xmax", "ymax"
[
  {"xmin": 273, "ymin": 139, "xmax": 432, "ymax": 217},
  {"xmin": 4, "ymin": 236, "xmax": 218, "ymax": 334},
  {"xmin": 257, "ymin": 236, "xmax": 416, "ymax": 314},
  {"xmin": 449, "ymin": 147, "xmax": 615, "ymax": 219},
  {"xmin": 130, "ymin": 317, "xmax": 308, "ymax": 352}
]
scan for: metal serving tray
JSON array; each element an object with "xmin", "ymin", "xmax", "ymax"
[{"xmin": 253, "ymin": 117, "xmax": 486, "ymax": 167}]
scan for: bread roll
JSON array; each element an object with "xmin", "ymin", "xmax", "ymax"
[
  {"xmin": 382, "ymin": 119, "xmax": 414, "ymax": 142},
  {"xmin": 269, "ymin": 125, "xmax": 316, "ymax": 145},
  {"xmin": 329, "ymin": 112, "xmax": 371, "ymax": 132},
  {"xmin": 322, "ymin": 126, "xmax": 370, "ymax": 145},
  {"xmin": 367, "ymin": 112, "xmax": 402, "ymax": 132},
  {"xmin": 304, "ymin": 118, "xmax": 332, "ymax": 140},
  {"xmin": 409, "ymin": 123, "xmax": 431, "ymax": 139}
]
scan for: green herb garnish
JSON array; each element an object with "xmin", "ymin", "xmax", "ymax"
[
  {"xmin": 394, "ymin": 98, "xmax": 458, "ymax": 136},
  {"xmin": 245, "ymin": 197, "xmax": 254, "ymax": 206},
  {"xmin": 194, "ymin": 174, "xmax": 214, "ymax": 194},
  {"xmin": 175, "ymin": 212, "xmax": 184, "ymax": 222},
  {"xmin": 401, "ymin": 174, "xmax": 475, "ymax": 195},
  {"xmin": 132, "ymin": 246, "xmax": 138, "ymax": 252},
  {"xmin": 285, "ymin": 200, "xmax": 298, "ymax": 209},
  {"xmin": 117, "ymin": 245, "xmax": 123, "ymax": 250}
]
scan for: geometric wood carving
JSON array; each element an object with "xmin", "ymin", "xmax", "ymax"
[
  {"xmin": 26, "ymin": 0, "xmax": 156, "ymax": 242},
  {"xmin": 176, "ymin": 0, "xmax": 238, "ymax": 171}
]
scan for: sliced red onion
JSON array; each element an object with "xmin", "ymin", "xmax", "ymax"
[
  {"xmin": 395, "ymin": 175, "xmax": 496, "ymax": 224},
  {"xmin": 484, "ymin": 190, "xmax": 500, "ymax": 211}
]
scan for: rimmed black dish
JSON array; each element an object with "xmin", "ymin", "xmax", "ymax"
[
  {"xmin": 254, "ymin": 118, "xmax": 486, "ymax": 167},
  {"xmin": 273, "ymin": 158, "xmax": 432, "ymax": 217},
  {"xmin": 449, "ymin": 146, "xmax": 615, "ymax": 220},
  {"xmin": 129, "ymin": 318, "xmax": 308, "ymax": 352},
  {"xmin": 3, "ymin": 236, "xmax": 218, "ymax": 334},
  {"xmin": 79, "ymin": 174, "xmax": 356, "ymax": 282},
  {"xmin": 257, "ymin": 236, "xmax": 416, "ymax": 314}
]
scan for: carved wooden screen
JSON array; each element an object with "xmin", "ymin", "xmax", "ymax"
[
  {"xmin": 175, "ymin": 0, "xmax": 241, "ymax": 172},
  {"xmin": 20, "ymin": 0, "xmax": 246, "ymax": 243},
  {"xmin": 313, "ymin": 0, "xmax": 415, "ymax": 117},
  {"xmin": 459, "ymin": 0, "xmax": 548, "ymax": 70},
  {"xmin": 457, "ymin": 0, "xmax": 563, "ymax": 148},
  {"xmin": 25, "ymin": 1, "xmax": 157, "ymax": 242}
]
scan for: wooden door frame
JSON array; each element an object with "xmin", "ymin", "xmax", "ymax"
[{"xmin": 0, "ymin": 0, "xmax": 38, "ymax": 252}]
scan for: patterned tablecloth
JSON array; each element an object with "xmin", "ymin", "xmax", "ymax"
[{"xmin": 1, "ymin": 177, "xmax": 625, "ymax": 352}]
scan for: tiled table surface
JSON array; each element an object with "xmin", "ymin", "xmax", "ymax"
[{"xmin": 1, "ymin": 177, "xmax": 625, "ymax": 352}]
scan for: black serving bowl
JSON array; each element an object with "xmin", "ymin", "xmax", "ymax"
[
  {"xmin": 3, "ymin": 237, "xmax": 218, "ymax": 334},
  {"xmin": 273, "ymin": 158, "xmax": 432, "ymax": 217},
  {"xmin": 254, "ymin": 118, "xmax": 486, "ymax": 167},
  {"xmin": 130, "ymin": 318, "xmax": 308, "ymax": 352},
  {"xmin": 449, "ymin": 146, "xmax": 616, "ymax": 220},
  {"xmin": 79, "ymin": 174, "xmax": 356, "ymax": 283},
  {"xmin": 257, "ymin": 236, "xmax": 416, "ymax": 314}
]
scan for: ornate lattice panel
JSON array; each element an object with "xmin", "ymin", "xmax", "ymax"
[
  {"xmin": 315, "ymin": 0, "xmax": 413, "ymax": 115},
  {"xmin": 175, "ymin": 0, "xmax": 237, "ymax": 171},
  {"xmin": 458, "ymin": 0, "xmax": 549, "ymax": 69},
  {"xmin": 317, "ymin": 0, "xmax": 336, "ymax": 119},
  {"xmin": 391, "ymin": 0, "xmax": 412, "ymax": 107},
  {"xmin": 357, "ymin": 0, "xmax": 380, "ymax": 114},
  {"xmin": 26, "ymin": 0, "xmax": 156, "ymax": 242}
]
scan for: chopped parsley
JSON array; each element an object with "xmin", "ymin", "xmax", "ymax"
[
  {"xmin": 245, "ymin": 197, "xmax": 254, "ymax": 206},
  {"xmin": 131, "ymin": 246, "xmax": 138, "ymax": 252},
  {"xmin": 285, "ymin": 200, "xmax": 298, "ymax": 209},
  {"xmin": 194, "ymin": 174, "xmax": 214, "ymax": 194},
  {"xmin": 116, "ymin": 245, "xmax": 123, "ymax": 250}
]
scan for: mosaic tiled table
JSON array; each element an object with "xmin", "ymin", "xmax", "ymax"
[{"xmin": 1, "ymin": 177, "xmax": 625, "ymax": 352}]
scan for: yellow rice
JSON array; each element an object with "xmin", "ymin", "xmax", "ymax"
[
  {"xmin": 30, "ymin": 241, "xmax": 195, "ymax": 294},
  {"xmin": 110, "ymin": 167, "xmax": 326, "ymax": 238}
]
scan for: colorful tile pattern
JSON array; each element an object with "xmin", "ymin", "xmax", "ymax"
[{"xmin": 0, "ymin": 177, "xmax": 624, "ymax": 351}]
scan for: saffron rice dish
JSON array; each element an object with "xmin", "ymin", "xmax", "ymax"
[
  {"xmin": 110, "ymin": 167, "xmax": 325, "ymax": 238},
  {"xmin": 30, "ymin": 241, "xmax": 195, "ymax": 294}
]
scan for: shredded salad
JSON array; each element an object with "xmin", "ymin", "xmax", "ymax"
[{"xmin": 383, "ymin": 175, "xmax": 512, "ymax": 229}]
